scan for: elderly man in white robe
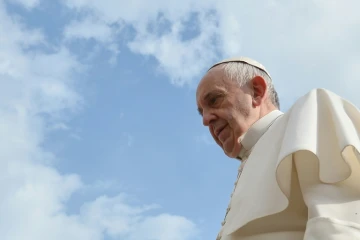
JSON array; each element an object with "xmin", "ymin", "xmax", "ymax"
[{"xmin": 196, "ymin": 57, "xmax": 360, "ymax": 240}]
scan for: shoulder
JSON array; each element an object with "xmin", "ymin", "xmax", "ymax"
[
  {"xmin": 295, "ymin": 88, "xmax": 343, "ymax": 104},
  {"xmin": 285, "ymin": 88, "xmax": 358, "ymax": 116}
]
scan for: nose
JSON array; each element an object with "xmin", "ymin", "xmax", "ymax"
[{"xmin": 202, "ymin": 110, "xmax": 216, "ymax": 126}]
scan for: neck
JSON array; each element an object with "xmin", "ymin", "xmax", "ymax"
[
  {"xmin": 237, "ymin": 108, "xmax": 283, "ymax": 161},
  {"xmin": 258, "ymin": 104, "xmax": 277, "ymax": 120}
]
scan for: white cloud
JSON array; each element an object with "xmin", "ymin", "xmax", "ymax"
[
  {"xmin": 0, "ymin": 1, "xmax": 199, "ymax": 239},
  {"xmin": 116, "ymin": 132, "xmax": 134, "ymax": 149},
  {"xmin": 61, "ymin": 0, "xmax": 360, "ymax": 105},
  {"xmin": 63, "ymin": 0, "xmax": 220, "ymax": 86},
  {"xmin": 127, "ymin": 214, "xmax": 199, "ymax": 240},
  {"xmin": 64, "ymin": 17, "xmax": 114, "ymax": 43},
  {"xmin": 78, "ymin": 195, "xmax": 199, "ymax": 240},
  {"xmin": 125, "ymin": 133, "xmax": 134, "ymax": 147},
  {"xmin": 82, "ymin": 179, "xmax": 123, "ymax": 192},
  {"xmin": 64, "ymin": 16, "xmax": 121, "ymax": 65},
  {"xmin": 79, "ymin": 194, "xmax": 159, "ymax": 238},
  {"xmin": 69, "ymin": 133, "xmax": 82, "ymax": 141},
  {"xmin": 195, "ymin": 133, "xmax": 215, "ymax": 146},
  {"xmin": 127, "ymin": 11, "xmax": 220, "ymax": 86},
  {"xmin": 51, "ymin": 122, "xmax": 70, "ymax": 131},
  {"xmin": 6, "ymin": 0, "xmax": 40, "ymax": 10},
  {"xmin": 3, "ymin": 0, "xmax": 360, "ymax": 238}
]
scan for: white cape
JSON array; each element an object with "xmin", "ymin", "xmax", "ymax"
[{"xmin": 222, "ymin": 88, "xmax": 360, "ymax": 239}]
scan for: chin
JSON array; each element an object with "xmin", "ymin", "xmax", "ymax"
[
  {"xmin": 223, "ymin": 147, "xmax": 237, "ymax": 158},
  {"xmin": 222, "ymin": 140, "xmax": 239, "ymax": 158}
]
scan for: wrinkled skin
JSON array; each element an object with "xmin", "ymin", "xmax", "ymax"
[{"xmin": 196, "ymin": 66, "xmax": 275, "ymax": 158}]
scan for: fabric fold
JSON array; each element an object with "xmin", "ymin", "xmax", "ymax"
[{"xmin": 222, "ymin": 88, "xmax": 360, "ymax": 236}]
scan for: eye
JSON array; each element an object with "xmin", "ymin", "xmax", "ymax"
[{"xmin": 209, "ymin": 96, "xmax": 219, "ymax": 106}]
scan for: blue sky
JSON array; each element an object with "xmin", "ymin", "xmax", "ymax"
[{"xmin": 1, "ymin": 0, "xmax": 360, "ymax": 239}]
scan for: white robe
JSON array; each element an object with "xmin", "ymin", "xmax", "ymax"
[{"xmin": 217, "ymin": 88, "xmax": 360, "ymax": 240}]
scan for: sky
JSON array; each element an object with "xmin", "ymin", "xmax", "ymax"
[{"xmin": 0, "ymin": 0, "xmax": 360, "ymax": 239}]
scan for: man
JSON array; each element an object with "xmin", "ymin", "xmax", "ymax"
[{"xmin": 196, "ymin": 57, "xmax": 360, "ymax": 239}]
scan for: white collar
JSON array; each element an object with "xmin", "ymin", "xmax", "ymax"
[{"xmin": 237, "ymin": 110, "xmax": 283, "ymax": 161}]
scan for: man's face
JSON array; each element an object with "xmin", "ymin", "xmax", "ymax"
[{"xmin": 196, "ymin": 67, "xmax": 258, "ymax": 158}]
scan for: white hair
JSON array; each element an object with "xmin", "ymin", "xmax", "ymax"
[{"xmin": 218, "ymin": 62, "xmax": 280, "ymax": 109}]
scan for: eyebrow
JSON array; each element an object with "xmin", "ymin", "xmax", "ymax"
[{"xmin": 197, "ymin": 91, "xmax": 224, "ymax": 116}]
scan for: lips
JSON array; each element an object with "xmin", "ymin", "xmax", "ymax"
[{"xmin": 214, "ymin": 124, "xmax": 227, "ymax": 138}]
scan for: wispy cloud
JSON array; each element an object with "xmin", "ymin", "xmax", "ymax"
[
  {"xmin": 8, "ymin": 0, "xmax": 40, "ymax": 10},
  {"xmin": 195, "ymin": 133, "xmax": 215, "ymax": 145},
  {"xmin": 121, "ymin": 132, "xmax": 134, "ymax": 147},
  {"xmin": 51, "ymin": 122, "xmax": 70, "ymax": 131},
  {"xmin": 83, "ymin": 179, "xmax": 124, "ymax": 192},
  {"xmin": 0, "ymin": 1, "xmax": 199, "ymax": 239},
  {"xmin": 3, "ymin": 0, "xmax": 360, "ymax": 239},
  {"xmin": 61, "ymin": 0, "xmax": 360, "ymax": 104},
  {"xmin": 64, "ymin": 17, "xmax": 114, "ymax": 43},
  {"xmin": 69, "ymin": 133, "xmax": 82, "ymax": 141}
]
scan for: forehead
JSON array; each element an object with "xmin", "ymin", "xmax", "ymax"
[{"xmin": 196, "ymin": 67, "xmax": 227, "ymax": 100}]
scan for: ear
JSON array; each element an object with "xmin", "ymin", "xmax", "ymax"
[{"xmin": 250, "ymin": 76, "xmax": 267, "ymax": 107}]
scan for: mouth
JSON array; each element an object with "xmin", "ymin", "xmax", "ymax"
[{"xmin": 214, "ymin": 124, "xmax": 227, "ymax": 138}]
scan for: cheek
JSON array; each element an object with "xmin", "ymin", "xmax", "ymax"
[
  {"xmin": 209, "ymin": 126, "xmax": 215, "ymax": 137},
  {"xmin": 226, "ymin": 111, "xmax": 234, "ymax": 121},
  {"xmin": 209, "ymin": 126, "xmax": 224, "ymax": 146},
  {"xmin": 228, "ymin": 117, "xmax": 246, "ymax": 137},
  {"xmin": 209, "ymin": 126, "xmax": 218, "ymax": 139}
]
